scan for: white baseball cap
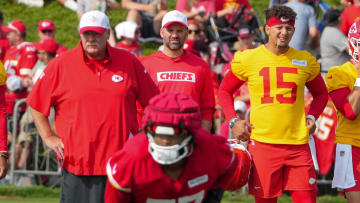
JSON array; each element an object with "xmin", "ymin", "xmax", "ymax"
[
  {"xmin": 79, "ymin": 10, "xmax": 110, "ymax": 34},
  {"xmin": 114, "ymin": 21, "xmax": 139, "ymax": 39},
  {"xmin": 161, "ymin": 10, "xmax": 188, "ymax": 29},
  {"xmin": 6, "ymin": 75, "xmax": 23, "ymax": 92}
]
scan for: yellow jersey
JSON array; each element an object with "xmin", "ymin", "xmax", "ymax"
[
  {"xmin": 231, "ymin": 45, "xmax": 319, "ymax": 144},
  {"xmin": 325, "ymin": 61, "xmax": 360, "ymax": 147},
  {"xmin": 0, "ymin": 62, "xmax": 6, "ymax": 86}
]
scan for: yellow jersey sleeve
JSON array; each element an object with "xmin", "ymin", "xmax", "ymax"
[
  {"xmin": 231, "ymin": 50, "xmax": 250, "ymax": 81},
  {"xmin": 325, "ymin": 62, "xmax": 356, "ymax": 92},
  {"xmin": 304, "ymin": 51, "xmax": 320, "ymax": 82},
  {"xmin": 0, "ymin": 62, "xmax": 6, "ymax": 86}
]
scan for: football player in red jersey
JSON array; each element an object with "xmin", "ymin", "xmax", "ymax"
[{"xmin": 105, "ymin": 92, "xmax": 251, "ymax": 203}]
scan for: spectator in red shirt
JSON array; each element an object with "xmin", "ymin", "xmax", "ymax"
[
  {"xmin": 0, "ymin": 62, "xmax": 8, "ymax": 180},
  {"xmin": 27, "ymin": 10, "xmax": 159, "ymax": 203},
  {"xmin": 36, "ymin": 19, "xmax": 67, "ymax": 57},
  {"xmin": 3, "ymin": 20, "xmax": 37, "ymax": 78},
  {"xmin": 340, "ymin": 0, "xmax": 360, "ymax": 35},
  {"xmin": 176, "ymin": 0, "xmax": 216, "ymax": 23},
  {"xmin": 141, "ymin": 10, "xmax": 215, "ymax": 132},
  {"xmin": 114, "ymin": 21, "xmax": 142, "ymax": 57},
  {"xmin": 0, "ymin": 11, "xmax": 10, "ymax": 63}
]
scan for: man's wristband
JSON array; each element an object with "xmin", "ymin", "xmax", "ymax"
[
  {"xmin": 354, "ymin": 78, "xmax": 360, "ymax": 88},
  {"xmin": 229, "ymin": 118, "xmax": 239, "ymax": 128},
  {"xmin": 306, "ymin": 115, "xmax": 316, "ymax": 123}
]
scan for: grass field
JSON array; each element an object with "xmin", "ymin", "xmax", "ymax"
[{"xmin": 0, "ymin": 187, "xmax": 348, "ymax": 203}]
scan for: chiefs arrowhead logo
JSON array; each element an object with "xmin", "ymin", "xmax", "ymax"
[
  {"xmin": 280, "ymin": 17, "xmax": 289, "ymax": 23},
  {"xmin": 112, "ymin": 74, "xmax": 123, "ymax": 83}
]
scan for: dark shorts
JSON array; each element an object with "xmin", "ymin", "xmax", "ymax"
[
  {"xmin": 140, "ymin": 13, "xmax": 156, "ymax": 38},
  {"xmin": 60, "ymin": 169, "xmax": 107, "ymax": 203}
]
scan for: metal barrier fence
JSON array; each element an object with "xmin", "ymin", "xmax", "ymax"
[
  {"xmin": 9, "ymin": 99, "xmax": 61, "ymax": 186},
  {"xmin": 6, "ymin": 100, "xmax": 332, "ymax": 189}
]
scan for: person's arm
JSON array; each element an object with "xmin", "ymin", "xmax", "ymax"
[
  {"xmin": 344, "ymin": 61, "xmax": 360, "ymax": 116},
  {"xmin": 105, "ymin": 180, "xmax": 131, "ymax": 203},
  {"xmin": 216, "ymin": 6, "xmax": 235, "ymax": 17},
  {"xmin": 305, "ymin": 73, "xmax": 328, "ymax": 134},
  {"xmin": 327, "ymin": 62, "xmax": 360, "ymax": 119},
  {"xmin": 107, "ymin": 0, "xmax": 120, "ymax": 10},
  {"xmin": 121, "ymin": 0, "xmax": 155, "ymax": 14},
  {"xmin": 30, "ymin": 106, "xmax": 64, "ymax": 159},
  {"xmin": 329, "ymin": 87, "xmax": 357, "ymax": 119},
  {"xmin": 199, "ymin": 64, "xmax": 215, "ymax": 132},
  {"xmin": 0, "ymin": 85, "xmax": 7, "ymax": 179},
  {"xmin": 219, "ymin": 71, "xmax": 252, "ymax": 141}
]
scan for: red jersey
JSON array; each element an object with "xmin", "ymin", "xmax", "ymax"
[
  {"xmin": 106, "ymin": 130, "xmax": 238, "ymax": 203},
  {"xmin": 3, "ymin": 42, "xmax": 37, "ymax": 77},
  {"xmin": 313, "ymin": 105, "xmax": 336, "ymax": 175},
  {"xmin": 26, "ymin": 42, "xmax": 159, "ymax": 175},
  {"xmin": 0, "ymin": 39, "xmax": 9, "ymax": 63},
  {"xmin": 116, "ymin": 42, "xmax": 141, "ymax": 57},
  {"xmin": 140, "ymin": 51, "xmax": 215, "ymax": 122},
  {"xmin": 340, "ymin": 4, "xmax": 360, "ymax": 35},
  {"xmin": 0, "ymin": 62, "xmax": 7, "ymax": 151}
]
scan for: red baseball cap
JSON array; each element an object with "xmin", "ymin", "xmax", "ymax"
[
  {"xmin": 35, "ymin": 38, "xmax": 58, "ymax": 53},
  {"xmin": 38, "ymin": 20, "xmax": 55, "ymax": 31},
  {"xmin": 238, "ymin": 27, "xmax": 253, "ymax": 38},
  {"xmin": 3, "ymin": 20, "xmax": 26, "ymax": 34}
]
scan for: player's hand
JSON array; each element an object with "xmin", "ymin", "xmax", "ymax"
[
  {"xmin": 43, "ymin": 136, "xmax": 64, "ymax": 160},
  {"xmin": 0, "ymin": 156, "xmax": 7, "ymax": 179},
  {"xmin": 231, "ymin": 120, "xmax": 253, "ymax": 142},
  {"xmin": 306, "ymin": 118, "xmax": 316, "ymax": 135}
]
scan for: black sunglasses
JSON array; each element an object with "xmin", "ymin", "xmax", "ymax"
[
  {"xmin": 41, "ymin": 29, "xmax": 53, "ymax": 34},
  {"xmin": 188, "ymin": 29, "xmax": 200, "ymax": 34}
]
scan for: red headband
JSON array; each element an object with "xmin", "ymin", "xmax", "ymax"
[{"xmin": 266, "ymin": 16, "xmax": 295, "ymax": 27}]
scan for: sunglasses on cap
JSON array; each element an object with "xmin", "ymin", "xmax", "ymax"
[
  {"xmin": 188, "ymin": 29, "xmax": 200, "ymax": 35},
  {"xmin": 41, "ymin": 29, "xmax": 53, "ymax": 34}
]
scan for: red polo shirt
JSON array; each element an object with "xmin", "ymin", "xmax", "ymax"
[
  {"xmin": 26, "ymin": 42, "xmax": 159, "ymax": 175},
  {"xmin": 140, "ymin": 51, "xmax": 215, "ymax": 122}
]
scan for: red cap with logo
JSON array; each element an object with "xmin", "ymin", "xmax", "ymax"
[
  {"xmin": 35, "ymin": 38, "xmax": 58, "ymax": 53},
  {"xmin": 38, "ymin": 20, "xmax": 55, "ymax": 31},
  {"xmin": 3, "ymin": 20, "xmax": 26, "ymax": 33}
]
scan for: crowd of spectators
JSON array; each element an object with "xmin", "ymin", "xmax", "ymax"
[{"xmin": 1, "ymin": 0, "xmax": 360, "ymax": 189}]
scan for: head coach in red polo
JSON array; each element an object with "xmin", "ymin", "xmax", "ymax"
[{"xmin": 26, "ymin": 10, "xmax": 159, "ymax": 203}]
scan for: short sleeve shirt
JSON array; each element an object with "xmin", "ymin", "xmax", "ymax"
[
  {"xmin": 285, "ymin": 1, "xmax": 317, "ymax": 50},
  {"xmin": 231, "ymin": 45, "xmax": 320, "ymax": 144},
  {"xmin": 325, "ymin": 62, "xmax": 360, "ymax": 147}
]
